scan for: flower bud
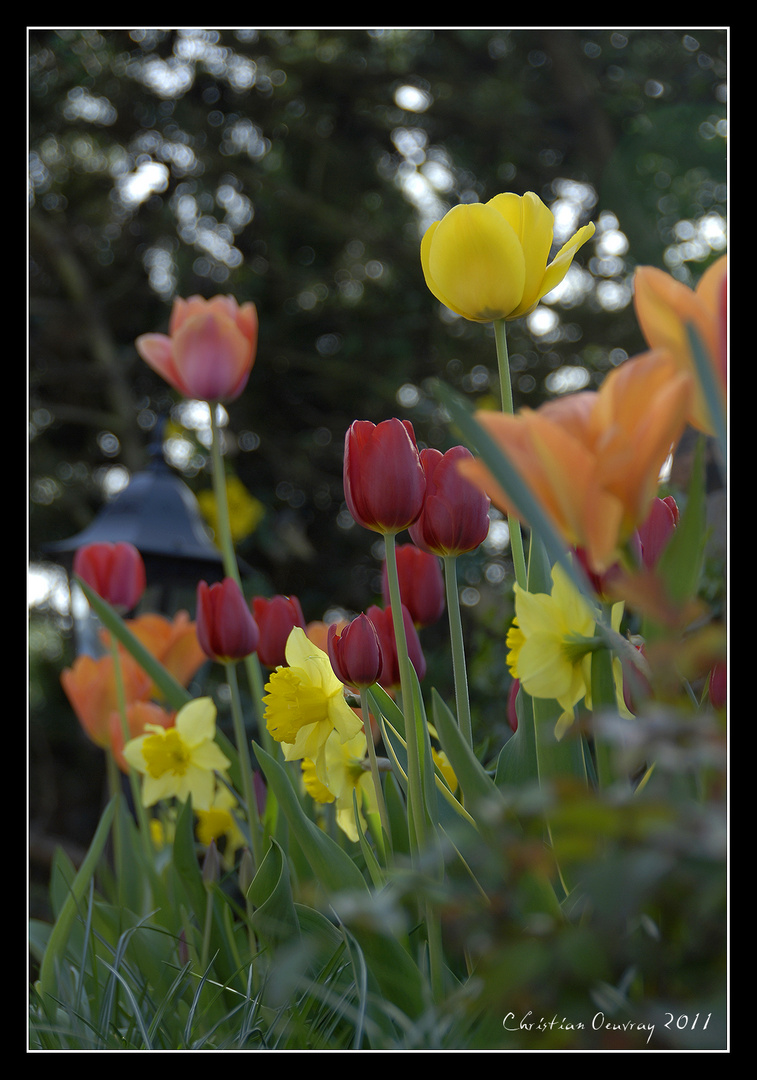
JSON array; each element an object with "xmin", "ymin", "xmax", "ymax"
[
  {"xmin": 196, "ymin": 578, "xmax": 259, "ymax": 663},
  {"xmin": 409, "ymin": 446, "xmax": 490, "ymax": 557},
  {"xmin": 421, "ymin": 191, "xmax": 594, "ymax": 323},
  {"xmin": 636, "ymin": 495, "xmax": 679, "ymax": 569},
  {"xmin": 381, "ymin": 543, "xmax": 445, "ymax": 628},
  {"xmin": 366, "ymin": 603, "xmax": 426, "ymax": 689},
  {"xmin": 73, "ymin": 541, "xmax": 146, "ymax": 613},
  {"xmin": 252, "ymin": 594, "xmax": 306, "ymax": 669},
  {"xmin": 136, "ymin": 294, "xmax": 258, "ymax": 402},
  {"xmin": 343, "ymin": 418, "xmax": 426, "ymax": 534},
  {"xmin": 327, "ymin": 613, "xmax": 383, "ymax": 689}
]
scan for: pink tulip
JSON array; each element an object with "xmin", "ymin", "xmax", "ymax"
[{"xmin": 136, "ymin": 295, "xmax": 258, "ymax": 402}]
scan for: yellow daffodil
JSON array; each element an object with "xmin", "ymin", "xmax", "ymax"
[
  {"xmin": 507, "ymin": 563, "xmax": 599, "ymax": 737},
  {"xmin": 421, "ymin": 191, "xmax": 595, "ymax": 323},
  {"xmin": 123, "ymin": 696, "xmax": 230, "ymax": 810},
  {"xmin": 195, "ymin": 786, "xmax": 246, "ymax": 869},
  {"xmin": 198, "ymin": 473, "xmax": 265, "ymax": 545},
  {"xmin": 302, "ymin": 729, "xmax": 378, "ymax": 842},
  {"xmin": 263, "ymin": 627, "xmax": 363, "ymax": 782},
  {"xmin": 634, "ymin": 255, "xmax": 727, "ymax": 435}
]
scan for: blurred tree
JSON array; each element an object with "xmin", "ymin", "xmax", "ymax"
[
  {"xmin": 29, "ymin": 27, "xmax": 727, "ymax": 610},
  {"xmin": 28, "ymin": 28, "xmax": 726, "ymax": 861}
]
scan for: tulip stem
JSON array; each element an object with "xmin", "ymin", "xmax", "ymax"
[
  {"xmin": 209, "ymin": 402, "xmax": 273, "ymax": 752},
  {"xmin": 493, "ymin": 319, "xmax": 528, "ymax": 591},
  {"xmin": 443, "ymin": 555, "xmax": 473, "ymax": 747},
  {"xmin": 108, "ymin": 633, "xmax": 154, "ymax": 868},
  {"xmin": 383, "ymin": 532, "xmax": 427, "ymax": 854},
  {"xmin": 225, "ymin": 660, "xmax": 264, "ymax": 868},
  {"xmin": 360, "ymin": 687, "xmax": 392, "ymax": 858}
]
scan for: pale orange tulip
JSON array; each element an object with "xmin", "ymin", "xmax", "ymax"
[
  {"xmin": 103, "ymin": 611, "xmax": 207, "ymax": 696},
  {"xmin": 459, "ymin": 351, "xmax": 692, "ymax": 573},
  {"xmin": 60, "ymin": 652, "xmax": 153, "ymax": 749},
  {"xmin": 633, "ymin": 255, "xmax": 727, "ymax": 434}
]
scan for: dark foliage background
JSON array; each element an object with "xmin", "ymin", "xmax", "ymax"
[{"xmin": 28, "ymin": 28, "xmax": 727, "ymax": 882}]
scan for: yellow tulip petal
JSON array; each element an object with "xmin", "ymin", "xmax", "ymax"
[
  {"xmin": 490, "ymin": 192, "xmax": 556, "ymax": 313},
  {"xmin": 423, "ymin": 202, "xmax": 526, "ymax": 321},
  {"xmin": 538, "ymin": 222, "xmax": 596, "ymax": 302}
]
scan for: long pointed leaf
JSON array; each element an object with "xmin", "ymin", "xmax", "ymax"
[
  {"xmin": 36, "ymin": 797, "xmax": 116, "ymax": 1001},
  {"xmin": 253, "ymin": 743, "xmax": 368, "ymax": 896},
  {"xmin": 75, "ymin": 577, "xmax": 192, "ymax": 711}
]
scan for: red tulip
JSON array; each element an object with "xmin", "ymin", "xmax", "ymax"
[
  {"xmin": 73, "ymin": 541, "xmax": 146, "ymax": 613},
  {"xmin": 327, "ymin": 614, "xmax": 384, "ymax": 689},
  {"xmin": 709, "ymin": 661, "xmax": 726, "ymax": 709},
  {"xmin": 343, "ymin": 418, "xmax": 426, "ymax": 534},
  {"xmin": 196, "ymin": 578, "xmax": 259, "ymax": 662},
  {"xmin": 136, "ymin": 294, "xmax": 258, "ymax": 402},
  {"xmin": 409, "ymin": 445, "xmax": 491, "ymax": 556},
  {"xmin": 636, "ymin": 495, "xmax": 679, "ymax": 569},
  {"xmin": 366, "ymin": 603, "xmax": 426, "ymax": 689},
  {"xmin": 252, "ymin": 594, "xmax": 307, "ymax": 669},
  {"xmin": 381, "ymin": 543, "xmax": 445, "ymax": 628}
]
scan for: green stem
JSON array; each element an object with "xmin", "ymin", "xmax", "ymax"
[
  {"xmin": 360, "ymin": 686, "xmax": 392, "ymax": 855},
  {"xmin": 209, "ymin": 403, "xmax": 239, "ymax": 581},
  {"xmin": 443, "ymin": 555, "xmax": 473, "ymax": 747},
  {"xmin": 209, "ymin": 402, "xmax": 271, "ymax": 750},
  {"xmin": 225, "ymin": 660, "xmax": 264, "ymax": 868},
  {"xmin": 383, "ymin": 531, "xmax": 426, "ymax": 854},
  {"xmin": 493, "ymin": 318, "xmax": 528, "ymax": 590},
  {"xmin": 108, "ymin": 633, "xmax": 154, "ymax": 867}
]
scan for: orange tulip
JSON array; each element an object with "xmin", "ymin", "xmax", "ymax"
[
  {"xmin": 136, "ymin": 294, "xmax": 258, "ymax": 402},
  {"xmin": 459, "ymin": 351, "xmax": 692, "ymax": 574},
  {"xmin": 60, "ymin": 652, "xmax": 153, "ymax": 749},
  {"xmin": 111, "ymin": 611, "xmax": 207, "ymax": 694},
  {"xmin": 633, "ymin": 255, "xmax": 727, "ymax": 434}
]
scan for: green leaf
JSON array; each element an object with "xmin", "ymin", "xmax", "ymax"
[
  {"xmin": 253, "ymin": 743, "xmax": 368, "ymax": 897},
  {"xmin": 496, "ymin": 685, "xmax": 538, "ymax": 788},
  {"xmin": 431, "ymin": 379, "xmax": 593, "ymax": 603},
  {"xmin": 247, "ymin": 837, "xmax": 300, "ymax": 949},
  {"xmin": 656, "ymin": 435, "xmax": 707, "ymax": 610},
  {"xmin": 36, "ymin": 797, "xmax": 116, "ymax": 1002},
  {"xmin": 171, "ymin": 795, "xmax": 206, "ymax": 918},
  {"xmin": 590, "ymin": 645, "xmax": 626, "ymax": 791},
  {"xmin": 687, "ymin": 322, "xmax": 726, "ymax": 466},
  {"xmin": 75, "ymin": 577, "xmax": 193, "ymax": 711},
  {"xmin": 431, "ymin": 689, "xmax": 505, "ymax": 816}
]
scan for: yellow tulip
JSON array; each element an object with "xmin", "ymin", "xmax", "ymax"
[
  {"xmin": 459, "ymin": 351, "xmax": 692, "ymax": 574},
  {"xmin": 633, "ymin": 255, "xmax": 727, "ymax": 434},
  {"xmin": 420, "ymin": 191, "xmax": 595, "ymax": 322}
]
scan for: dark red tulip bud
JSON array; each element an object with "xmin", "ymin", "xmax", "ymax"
[
  {"xmin": 381, "ymin": 543, "xmax": 445, "ymax": 628},
  {"xmin": 73, "ymin": 541, "xmax": 146, "ymax": 614},
  {"xmin": 252, "ymin": 594, "xmax": 306, "ymax": 668},
  {"xmin": 343, "ymin": 418, "xmax": 426, "ymax": 534},
  {"xmin": 327, "ymin": 613, "xmax": 384, "ymax": 689},
  {"xmin": 197, "ymin": 578, "xmax": 259, "ymax": 663},
  {"xmin": 409, "ymin": 446, "xmax": 490, "ymax": 556},
  {"xmin": 366, "ymin": 603, "xmax": 426, "ymax": 689}
]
